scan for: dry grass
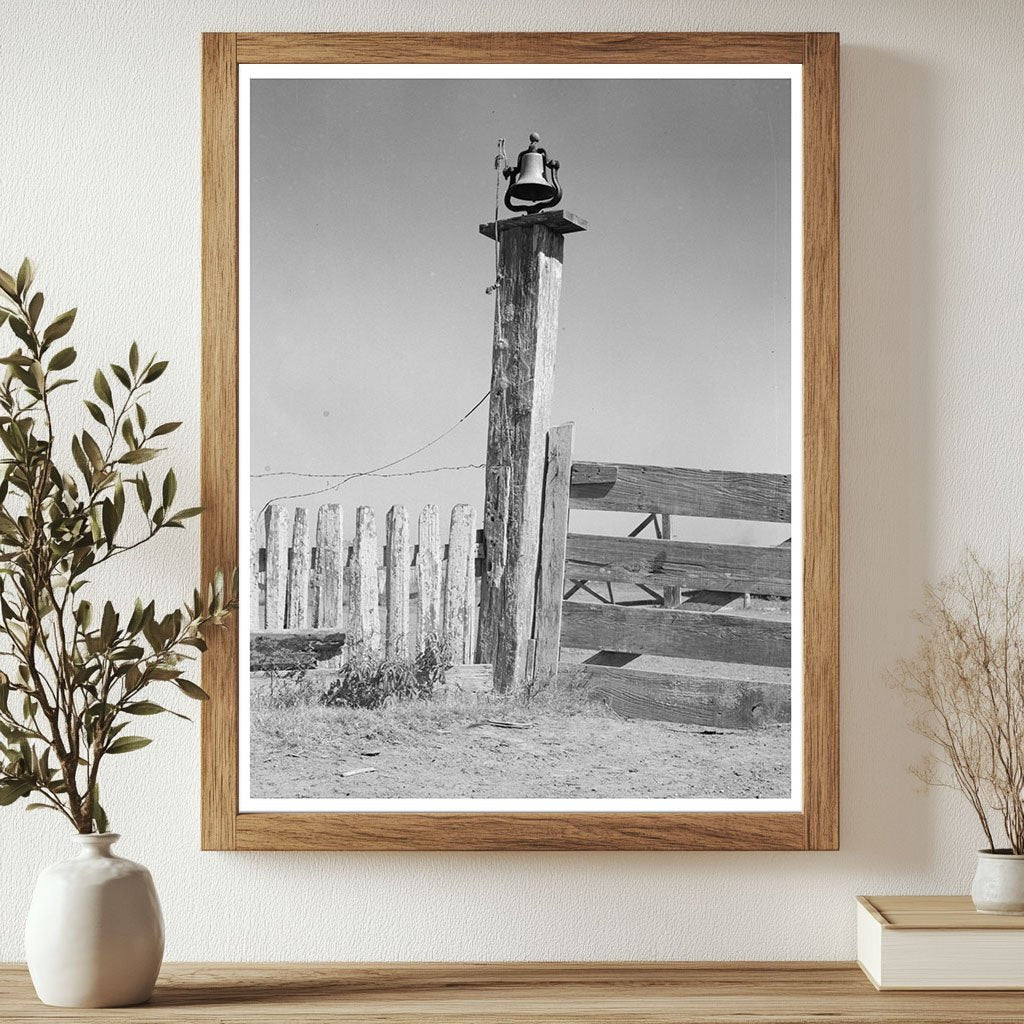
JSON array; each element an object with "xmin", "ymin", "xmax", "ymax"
[{"xmin": 250, "ymin": 675, "xmax": 790, "ymax": 801}]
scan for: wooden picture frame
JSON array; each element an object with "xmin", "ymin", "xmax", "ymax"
[{"xmin": 201, "ymin": 32, "xmax": 839, "ymax": 851}]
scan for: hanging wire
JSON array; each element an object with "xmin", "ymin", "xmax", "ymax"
[
  {"xmin": 256, "ymin": 390, "xmax": 489, "ymax": 514},
  {"xmin": 253, "ymin": 461, "xmax": 484, "ymax": 482},
  {"xmin": 255, "ymin": 139, "xmax": 513, "ymax": 517}
]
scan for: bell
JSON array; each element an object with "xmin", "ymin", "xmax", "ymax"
[
  {"xmin": 512, "ymin": 151, "xmax": 553, "ymax": 200},
  {"xmin": 504, "ymin": 133, "xmax": 562, "ymax": 214}
]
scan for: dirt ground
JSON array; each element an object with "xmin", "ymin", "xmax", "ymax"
[{"xmin": 249, "ymin": 678, "xmax": 791, "ymax": 801}]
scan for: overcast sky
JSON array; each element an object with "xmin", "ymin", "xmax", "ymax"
[{"xmin": 249, "ymin": 75, "xmax": 791, "ymax": 544}]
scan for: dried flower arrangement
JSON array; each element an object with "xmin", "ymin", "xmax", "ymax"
[{"xmin": 896, "ymin": 552, "xmax": 1024, "ymax": 853}]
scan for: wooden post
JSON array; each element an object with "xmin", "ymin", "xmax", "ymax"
[
  {"xmin": 660, "ymin": 514, "xmax": 681, "ymax": 609},
  {"xmin": 385, "ymin": 505, "xmax": 410, "ymax": 658},
  {"xmin": 477, "ymin": 210, "xmax": 587, "ymax": 695}
]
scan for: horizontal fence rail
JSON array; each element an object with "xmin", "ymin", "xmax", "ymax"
[
  {"xmin": 557, "ymin": 663, "xmax": 792, "ymax": 730},
  {"xmin": 535, "ymin": 438, "xmax": 795, "ymax": 729},
  {"xmin": 559, "ymin": 603, "xmax": 792, "ymax": 668},
  {"xmin": 569, "ymin": 461, "xmax": 791, "ymax": 522},
  {"xmin": 564, "ymin": 534, "xmax": 791, "ymax": 596},
  {"xmin": 250, "ymin": 502, "xmax": 480, "ymax": 672}
]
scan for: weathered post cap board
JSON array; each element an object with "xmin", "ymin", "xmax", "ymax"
[{"xmin": 479, "ymin": 209, "xmax": 589, "ymax": 239}]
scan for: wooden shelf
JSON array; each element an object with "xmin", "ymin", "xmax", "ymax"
[{"xmin": 3, "ymin": 962, "xmax": 1024, "ymax": 1022}]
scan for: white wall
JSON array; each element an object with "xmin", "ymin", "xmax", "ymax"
[{"xmin": 2, "ymin": 0, "xmax": 1022, "ymax": 961}]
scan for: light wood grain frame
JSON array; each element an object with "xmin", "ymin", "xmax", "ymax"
[{"xmin": 201, "ymin": 32, "xmax": 839, "ymax": 851}]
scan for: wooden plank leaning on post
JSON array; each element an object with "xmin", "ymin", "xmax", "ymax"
[{"xmin": 531, "ymin": 422, "xmax": 575, "ymax": 692}]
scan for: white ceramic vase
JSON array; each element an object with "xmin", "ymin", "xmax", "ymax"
[
  {"xmin": 971, "ymin": 850, "xmax": 1024, "ymax": 914},
  {"xmin": 25, "ymin": 833, "xmax": 164, "ymax": 1007}
]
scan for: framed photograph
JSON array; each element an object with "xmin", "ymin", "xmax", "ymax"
[{"xmin": 201, "ymin": 32, "xmax": 838, "ymax": 850}]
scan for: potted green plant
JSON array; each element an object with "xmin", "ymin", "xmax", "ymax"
[
  {"xmin": 896, "ymin": 552, "xmax": 1024, "ymax": 914},
  {"xmin": 0, "ymin": 260, "xmax": 235, "ymax": 1006}
]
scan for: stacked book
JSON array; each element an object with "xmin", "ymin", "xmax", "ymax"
[{"xmin": 857, "ymin": 895, "xmax": 1024, "ymax": 989}]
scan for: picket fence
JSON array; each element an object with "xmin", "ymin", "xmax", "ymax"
[{"xmin": 250, "ymin": 502, "xmax": 482, "ymax": 667}]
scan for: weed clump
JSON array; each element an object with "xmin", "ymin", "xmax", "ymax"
[{"xmin": 319, "ymin": 633, "xmax": 453, "ymax": 710}]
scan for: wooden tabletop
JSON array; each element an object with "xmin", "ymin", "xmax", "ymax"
[{"xmin": 3, "ymin": 962, "xmax": 1024, "ymax": 1022}]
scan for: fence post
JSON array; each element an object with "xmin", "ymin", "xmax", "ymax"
[
  {"xmin": 385, "ymin": 505, "xmax": 410, "ymax": 659},
  {"xmin": 477, "ymin": 210, "xmax": 587, "ymax": 695},
  {"xmin": 286, "ymin": 507, "xmax": 310, "ymax": 629},
  {"xmin": 351, "ymin": 506, "xmax": 380, "ymax": 651},
  {"xmin": 661, "ymin": 514, "xmax": 681, "ymax": 609},
  {"xmin": 417, "ymin": 504, "xmax": 442, "ymax": 652},
  {"xmin": 264, "ymin": 504, "xmax": 289, "ymax": 630}
]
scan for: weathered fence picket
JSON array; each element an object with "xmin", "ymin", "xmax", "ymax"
[
  {"xmin": 286, "ymin": 507, "xmax": 310, "ymax": 629},
  {"xmin": 313, "ymin": 503, "xmax": 343, "ymax": 629},
  {"xmin": 251, "ymin": 501, "xmax": 482, "ymax": 670},
  {"xmin": 417, "ymin": 505, "xmax": 442, "ymax": 652},
  {"xmin": 444, "ymin": 504, "xmax": 477, "ymax": 664},
  {"xmin": 264, "ymin": 504, "xmax": 289, "ymax": 630},
  {"xmin": 249, "ymin": 510, "xmax": 261, "ymax": 630},
  {"xmin": 352, "ymin": 506, "xmax": 381, "ymax": 651},
  {"xmin": 385, "ymin": 505, "xmax": 410, "ymax": 658}
]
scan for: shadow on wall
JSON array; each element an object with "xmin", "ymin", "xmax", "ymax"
[
  {"xmin": 163, "ymin": 44, "xmax": 960, "ymax": 969},
  {"xmin": 838, "ymin": 46, "xmax": 939, "ymax": 872}
]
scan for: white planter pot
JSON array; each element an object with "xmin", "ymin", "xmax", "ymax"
[
  {"xmin": 25, "ymin": 833, "xmax": 164, "ymax": 1007},
  {"xmin": 971, "ymin": 850, "xmax": 1024, "ymax": 915}
]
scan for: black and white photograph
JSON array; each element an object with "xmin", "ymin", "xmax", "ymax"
[{"xmin": 240, "ymin": 65, "xmax": 802, "ymax": 811}]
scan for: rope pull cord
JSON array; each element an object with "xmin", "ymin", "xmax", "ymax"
[
  {"xmin": 485, "ymin": 139, "xmax": 507, "ymax": 297},
  {"xmin": 486, "ymin": 139, "xmax": 517, "ymax": 471}
]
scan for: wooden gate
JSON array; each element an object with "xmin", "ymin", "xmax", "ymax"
[{"xmin": 530, "ymin": 422, "xmax": 793, "ymax": 728}]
